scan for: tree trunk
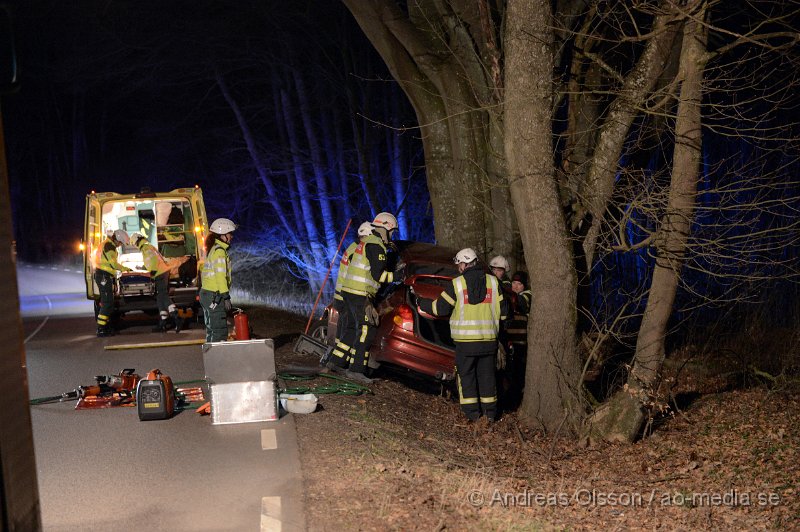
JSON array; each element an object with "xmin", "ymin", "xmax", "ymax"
[
  {"xmin": 216, "ymin": 70, "xmax": 293, "ymax": 234},
  {"xmin": 505, "ymin": 0, "xmax": 584, "ymax": 434},
  {"xmin": 293, "ymin": 70, "xmax": 337, "ymax": 251},
  {"xmin": 342, "ymin": 0, "xmax": 497, "ymax": 254},
  {"xmin": 586, "ymin": 3, "xmax": 708, "ymax": 443},
  {"xmin": 578, "ymin": 10, "xmax": 679, "ymax": 268}
]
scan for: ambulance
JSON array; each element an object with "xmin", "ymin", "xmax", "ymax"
[{"xmin": 82, "ymin": 186, "xmax": 208, "ymax": 318}]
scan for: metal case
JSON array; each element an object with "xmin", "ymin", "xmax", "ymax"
[{"xmin": 202, "ymin": 339, "xmax": 278, "ymax": 425}]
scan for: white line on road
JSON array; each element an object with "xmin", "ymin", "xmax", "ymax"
[
  {"xmin": 261, "ymin": 429, "xmax": 277, "ymax": 450},
  {"xmin": 260, "ymin": 496, "xmax": 282, "ymax": 532},
  {"xmin": 24, "ymin": 295, "xmax": 52, "ymax": 344}
]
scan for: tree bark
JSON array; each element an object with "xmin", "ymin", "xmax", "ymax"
[
  {"xmin": 586, "ymin": 2, "xmax": 708, "ymax": 443},
  {"xmin": 342, "ymin": 0, "xmax": 499, "ymax": 255},
  {"xmin": 579, "ymin": 10, "xmax": 679, "ymax": 268},
  {"xmin": 505, "ymin": 0, "xmax": 584, "ymax": 433}
]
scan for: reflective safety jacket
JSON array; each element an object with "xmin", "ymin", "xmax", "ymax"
[
  {"xmin": 201, "ymin": 239, "xmax": 231, "ymax": 293},
  {"xmin": 334, "ymin": 241, "xmax": 358, "ymax": 303},
  {"xmin": 420, "ymin": 267, "xmax": 507, "ymax": 343},
  {"xmin": 95, "ymin": 238, "xmax": 129, "ymax": 275},
  {"xmin": 137, "ymin": 240, "xmax": 170, "ymax": 277},
  {"xmin": 340, "ymin": 234, "xmax": 394, "ymax": 297}
]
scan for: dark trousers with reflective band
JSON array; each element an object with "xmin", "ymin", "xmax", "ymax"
[
  {"xmin": 455, "ymin": 343, "xmax": 498, "ymax": 420},
  {"xmin": 153, "ymin": 272, "xmax": 171, "ymax": 318},
  {"xmin": 199, "ymin": 289, "xmax": 227, "ymax": 342},
  {"xmin": 335, "ymin": 293, "xmax": 375, "ymax": 373},
  {"xmin": 330, "ymin": 298, "xmax": 353, "ymax": 366},
  {"xmin": 94, "ymin": 270, "xmax": 115, "ymax": 330}
]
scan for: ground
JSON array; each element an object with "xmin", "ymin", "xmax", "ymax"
[{"xmin": 248, "ymin": 307, "xmax": 799, "ymax": 531}]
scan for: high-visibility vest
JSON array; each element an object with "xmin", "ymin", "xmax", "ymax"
[
  {"xmin": 334, "ymin": 241, "xmax": 358, "ymax": 302},
  {"xmin": 340, "ymin": 234, "xmax": 386, "ymax": 297},
  {"xmin": 95, "ymin": 238, "xmax": 126, "ymax": 275},
  {"xmin": 138, "ymin": 241, "xmax": 170, "ymax": 277},
  {"xmin": 201, "ymin": 240, "xmax": 231, "ymax": 293},
  {"xmin": 450, "ymin": 274, "xmax": 501, "ymax": 342}
]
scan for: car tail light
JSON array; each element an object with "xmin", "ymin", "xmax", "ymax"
[{"xmin": 393, "ymin": 303, "xmax": 414, "ymax": 332}]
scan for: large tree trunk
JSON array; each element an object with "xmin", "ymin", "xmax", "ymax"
[
  {"xmin": 342, "ymin": 0, "xmax": 500, "ymax": 255},
  {"xmin": 505, "ymin": 0, "xmax": 584, "ymax": 433},
  {"xmin": 586, "ymin": 3, "xmax": 708, "ymax": 443}
]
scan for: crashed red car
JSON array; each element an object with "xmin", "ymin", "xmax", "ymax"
[{"xmin": 312, "ymin": 241, "xmax": 462, "ymax": 381}]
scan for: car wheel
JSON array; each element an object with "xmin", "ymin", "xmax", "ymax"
[{"xmin": 309, "ymin": 321, "xmax": 329, "ymax": 345}]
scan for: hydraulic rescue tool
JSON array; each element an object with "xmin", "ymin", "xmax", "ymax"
[
  {"xmin": 29, "ymin": 369, "xmax": 140, "ymax": 406},
  {"xmin": 136, "ymin": 368, "xmax": 175, "ymax": 420}
]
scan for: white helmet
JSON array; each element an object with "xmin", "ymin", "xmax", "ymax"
[
  {"xmin": 113, "ymin": 230, "xmax": 130, "ymax": 246},
  {"xmin": 131, "ymin": 232, "xmax": 146, "ymax": 246},
  {"xmin": 372, "ymin": 212, "xmax": 398, "ymax": 233},
  {"xmin": 454, "ymin": 248, "xmax": 478, "ymax": 265},
  {"xmin": 489, "ymin": 255, "xmax": 510, "ymax": 271},
  {"xmin": 357, "ymin": 222, "xmax": 373, "ymax": 237},
  {"xmin": 210, "ymin": 218, "xmax": 237, "ymax": 235}
]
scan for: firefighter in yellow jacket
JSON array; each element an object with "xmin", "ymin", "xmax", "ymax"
[
  {"xmin": 94, "ymin": 229, "xmax": 132, "ymax": 337},
  {"xmin": 133, "ymin": 233, "xmax": 183, "ymax": 333},
  {"xmin": 324, "ymin": 222, "xmax": 374, "ymax": 370},
  {"xmin": 331, "ymin": 212, "xmax": 403, "ymax": 384},
  {"xmin": 416, "ymin": 248, "xmax": 509, "ymax": 421},
  {"xmin": 199, "ymin": 218, "xmax": 236, "ymax": 342}
]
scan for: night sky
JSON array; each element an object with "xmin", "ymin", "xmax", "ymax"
[{"xmin": 3, "ymin": 1, "xmax": 425, "ymax": 261}]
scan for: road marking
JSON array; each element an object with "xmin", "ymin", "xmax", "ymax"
[
  {"xmin": 24, "ymin": 295, "xmax": 52, "ymax": 344},
  {"xmin": 260, "ymin": 496, "xmax": 282, "ymax": 532},
  {"xmin": 261, "ymin": 429, "xmax": 277, "ymax": 450}
]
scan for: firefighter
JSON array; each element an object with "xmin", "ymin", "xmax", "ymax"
[
  {"xmin": 510, "ymin": 271, "xmax": 531, "ymax": 316},
  {"xmin": 502, "ymin": 270, "xmax": 531, "ymax": 409},
  {"xmin": 133, "ymin": 233, "xmax": 183, "ymax": 333},
  {"xmin": 94, "ymin": 229, "xmax": 132, "ymax": 337},
  {"xmin": 416, "ymin": 248, "xmax": 509, "ymax": 421},
  {"xmin": 489, "ymin": 255, "xmax": 512, "ymax": 295},
  {"xmin": 324, "ymin": 222, "xmax": 373, "ymax": 371},
  {"xmin": 333, "ymin": 212, "xmax": 403, "ymax": 384},
  {"xmin": 199, "ymin": 218, "xmax": 236, "ymax": 342}
]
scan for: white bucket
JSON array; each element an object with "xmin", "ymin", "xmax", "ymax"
[{"xmin": 279, "ymin": 393, "xmax": 318, "ymax": 414}]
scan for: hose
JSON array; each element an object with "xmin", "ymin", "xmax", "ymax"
[{"xmin": 278, "ymin": 372, "xmax": 372, "ymax": 396}]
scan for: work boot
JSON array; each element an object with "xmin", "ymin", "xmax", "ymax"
[
  {"xmin": 345, "ymin": 370, "xmax": 373, "ymax": 385},
  {"xmin": 96, "ymin": 327, "xmax": 115, "ymax": 338},
  {"xmin": 171, "ymin": 311, "xmax": 184, "ymax": 333}
]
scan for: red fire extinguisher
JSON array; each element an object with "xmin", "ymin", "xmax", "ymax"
[{"xmin": 233, "ymin": 309, "xmax": 250, "ymax": 340}]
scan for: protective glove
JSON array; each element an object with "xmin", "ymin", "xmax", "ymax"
[
  {"xmin": 222, "ymin": 293, "xmax": 233, "ymax": 313},
  {"xmin": 393, "ymin": 261, "xmax": 406, "ymax": 283}
]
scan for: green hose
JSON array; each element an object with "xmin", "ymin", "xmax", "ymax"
[{"xmin": 278, "ymin": 372, "xmax": 372, "ymax": 396}]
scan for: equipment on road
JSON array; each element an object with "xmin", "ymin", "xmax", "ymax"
[
  {"xmin": 103, "ymin": 338, "xmax": 205, "ymax": 350},
  {"xmin": 29, "ymin": 368, "xmax": 140, "ymax": 407},
  {"xmin": 233, "ymin": 308, "xmax": 251, "ymax": 340},
  {"xmin": 136, "ymin": 369, "xmax": 175, "ymax": 421}
]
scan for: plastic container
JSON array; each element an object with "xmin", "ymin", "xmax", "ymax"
[{"xmin": 279, "ymin": 393, "xmax": 318, "ymax": 414}]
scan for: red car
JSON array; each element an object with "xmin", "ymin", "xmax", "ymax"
[{"xmin": 312, "ymin": 241, "xmax": 461, "ymax": 381}]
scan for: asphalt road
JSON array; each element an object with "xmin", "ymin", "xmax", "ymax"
[{"xmin": 18, "ymin": 264, "xmax": 305, "ymax": 531}]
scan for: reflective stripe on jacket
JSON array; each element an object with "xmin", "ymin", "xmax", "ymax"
[
  {"xmin": 449, "ymin": 274, "xmax": 501, "ymax": 342},
  {"xmin": 340, "ymin": 234, "xmax": 385, "ymax": 297},
  {"xmin": 334, "ymin": 241, "xmax": 358, "ymax": 301},
  {"xmin": 96, "ymin": 238, "xmax": 127, "ymax": 275},
  {"xmin": 201, "ymin": 240, "xmax": 231, "ymax": 293}
]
